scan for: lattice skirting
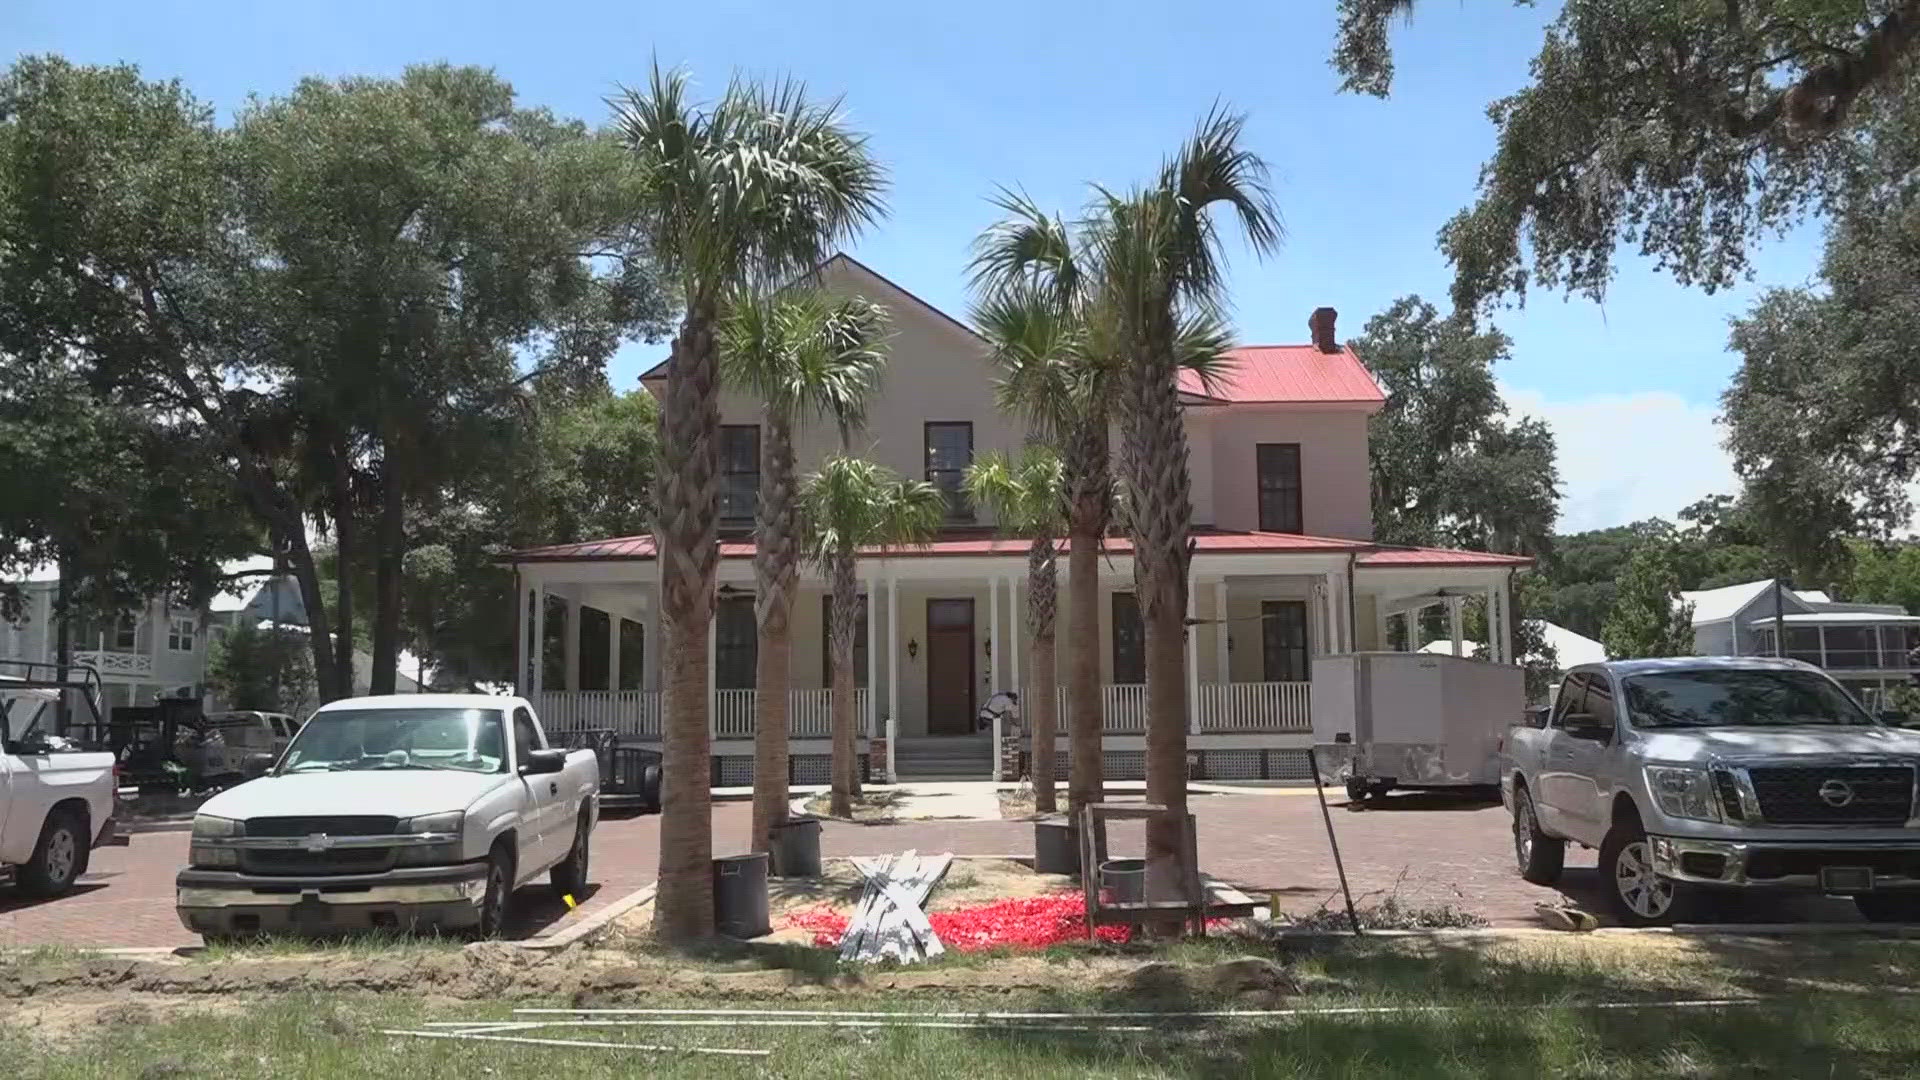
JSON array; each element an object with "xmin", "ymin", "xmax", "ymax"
[
  {"xmin": 1027, "ymin": 748, "xmax": 1311, "ymax": 783},
  {"xmin": 712, "ymin": 754, "xmax": 870, "ymax": 787}
]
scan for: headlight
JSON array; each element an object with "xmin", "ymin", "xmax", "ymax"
[
  {"xmin": 1645, "ymin": 766, "xmax": 1721, "ymax": 823},
  {"xmin": 393, "ymin": 811, "xmax": 464, "ymax": 867},
  {"xmin": 189, "ymin": 815, "xmax": 241, "ymax": 868}
]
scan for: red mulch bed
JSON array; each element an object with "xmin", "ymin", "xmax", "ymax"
[{"xmin": 786, "ymin": 893, "xmax": 1140, "ymax": 951}]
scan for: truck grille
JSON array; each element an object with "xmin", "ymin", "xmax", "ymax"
[
  {"xmin": 243, "ymin": 816, "xmax": 399, "ymax": 837},
  {"xmin": 1747, "ymin": 765, "xmax": 1915, "ymax": 825},
  {"xmin": 239, "ymin": 848, "xmax": 396, "ymax": 877}
]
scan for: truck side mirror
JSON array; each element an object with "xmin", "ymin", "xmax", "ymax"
[
  {"xmin": 520, "ymin": 748, "xmax": 565, "ymax": 775},
  {"xmin": 243, "ymin": 752, "xmax": 275, "ymax": 778},
  {"xmin": 1879, "ymin": 709, "xmax": 1911, "ymax": 726}
]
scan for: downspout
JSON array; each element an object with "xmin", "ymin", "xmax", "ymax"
[
  {"xmin": 1506, "ymin": 567, "xmax": 1517, "ymax": 665},
  {"xmin": 512, "ymin": 563, "xmax": 523, "ymax": 694},
  {"xmin": 1346, "ymin": 553, "xmax": 1358, "ymax": 654}
]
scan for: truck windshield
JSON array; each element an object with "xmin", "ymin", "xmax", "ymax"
[
  {"xmin": 280, "ymin": 708, "xmax": 507, "ymax": 774},
  {"xmin": 1623, "ymin": 669, "xmax": 1876, "ymax": 729}
]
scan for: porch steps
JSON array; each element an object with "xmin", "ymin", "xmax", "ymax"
[{"xmin": 893, "ymin": 737, "xmax": 994, "ymax": 780}]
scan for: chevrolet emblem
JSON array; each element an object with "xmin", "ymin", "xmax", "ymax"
[{"xmin": 301, "ymin": 834, "xmax": 335, "ymax": 853}]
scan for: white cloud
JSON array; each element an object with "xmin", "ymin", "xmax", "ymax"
[{"xmin": 1499, "ymin": 384, "xmax": 1738, "ymax": 534}]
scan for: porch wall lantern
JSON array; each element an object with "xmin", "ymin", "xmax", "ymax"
[{"xmin": 907, "ymin": 638, "xmax": 919, "ymax": 661}]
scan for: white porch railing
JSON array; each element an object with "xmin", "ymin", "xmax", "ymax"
[
  {"xmin": 72, "ymin": 650, "xmax": 154, "ymax": 677},
  {"xmin": 1198, "ymin": 681, "xmax": 1311, "ymax": 732},
  {"xmin": 1057, "ymin": 681, "xmax": 1311, "ymax": 733},
  {"xmin": 536, "ymin": 690, "xmax": 660, "ymax": 738},
  {"xmin": 538, "ymin": 688, "xmax": 871, "ymax": 740}
]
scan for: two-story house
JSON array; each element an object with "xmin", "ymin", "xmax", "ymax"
[
  {"xmin": 1680, "ymin": 578, "xmax": 1920, "ymax": 710},
  {"xmin": 505, "ymin": 255, "xmax": 1532, "ymax": 783}
]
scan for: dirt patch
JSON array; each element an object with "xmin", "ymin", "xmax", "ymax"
[{"xmin": 802, "ymin": 791, "xmax": 903, "ymax": 823}]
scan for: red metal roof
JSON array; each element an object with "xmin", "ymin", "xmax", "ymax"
[
  {"xmin": 1180, "ymin": 345, "xmax": 1385, "ymax": 406},
  {"xmin": 504, "ymin": 530, "xmax": 1531, "ymax": 568}
]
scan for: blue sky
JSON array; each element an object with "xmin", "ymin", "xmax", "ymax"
[{"xmin": 6, "ymin": 0, "xmax": 1828, "ymax": 532}]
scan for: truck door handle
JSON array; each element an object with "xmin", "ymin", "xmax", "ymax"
[{"xmin": 549, "ymin": 782, "xmax": 559, "ymax": 796}]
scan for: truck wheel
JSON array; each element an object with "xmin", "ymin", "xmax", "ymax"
[
  {"xmin": 1853, "ymin": 893, "xmax": 1920, "ymax": 923},
  {"xmin": 643, "ymin": 765, "xmax": 662, "ymax": 814},
  {"xmin": 17, "ymin": 810, "xmax": 87, "ymax": 898},
  {"xmin": 1512, "ymin": 787, "xmax": 1564, "ymax": 885},
  {"xmin": 1600, "ymin": 820, "xmax": 1696, "ymax": 927},
  {"xmin": 476, "ymin": 845, "xmax": 514, "ymax": 939},
  {"xmin": 549, "ymin": 810, "xmax": 592, "ymax": 897}
]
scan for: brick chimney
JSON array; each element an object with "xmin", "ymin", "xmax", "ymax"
[{"xmin": 1309, "ymin": 307, "xmax": 1339, "ymax": 353}]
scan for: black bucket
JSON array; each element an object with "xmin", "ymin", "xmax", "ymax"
[
  {"xmin": 712, "ymin": 853, "xmax": 771, "ymax": 938},
  {"xmin": 1033, "ymin": 817, "xmax": 1078, "ymax": 875},
  {"xmin": 769, "ymin": 816, "xmax": 823, "ymax": 877}
]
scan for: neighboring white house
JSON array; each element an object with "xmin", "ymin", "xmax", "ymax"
[
  {"xmin": 2, "ymin": 557, "xmax": 420, "ymax": 712},
  {"xmin": 1678, "ymin": 578, "xmax": 1920, "ymax": 708},
  {"xmin": 508, "ymin": 254, "xmax": 1536, "ymax": 783},
  {"xmin": 1416, "ymin": 618, "xmax": 1606, "ymax": 669}
]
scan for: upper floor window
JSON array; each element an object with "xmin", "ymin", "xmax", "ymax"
[
  {"xmin": 715, "ymin": 593, "xmax": 757, "ymax": 690},
  {"xmin": 1257, "ymin": 443, "xmax": 1303, "ymax": 534},
  {"xmin": 1111, "ymin": 592, "xmax": 1144, "ymax": 684},
  {"xmin": 719, "ymin": 425, "xmax": 760, "ymax": 525},
  {"xmin": 167, "ymin": 616, "xmax": 196, "ymax": 653},
  {"xmin": 111, "ymin": 613, "xmax": 137, "ymax": 651},
  {"xmin": 925, "ymin": 422, "xmax": 974, "ymax": 522}
]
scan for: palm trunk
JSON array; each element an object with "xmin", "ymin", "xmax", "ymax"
[
  {"xmin": 652, "ymin": 298, "xmax": 722, "ymax": 942},
  {"xmin": 1123, "ymin": 311, "xmax": 1193, "ymax": 910},
  {"xmin": 1064, "ymin": 421, "xmax": 1108, "ymax": 818},
  {"xmin": 827, "ymin": 549, "xmax": 859, "ymax": 817},
  {"xmin": 329, "ymin": 447, "xmax": 356, "ymax": 695},
  {"xmin": 370, "ymin": 450, "xmax": 404, "ymax": 696},
  {"xmin": 1027, "ymin": 536, "xmax": 1059, "ymax": 813},
  {"xmin": 750, "ymin": 414, "xmax": 799, "ymax": 855},
  {"xmin": 283, "ymin": 527, "xmax": 343, "ymax": 703}
]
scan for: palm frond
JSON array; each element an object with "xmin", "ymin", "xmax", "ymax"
[
  {"xmin": 799, "ymin": 455, "xmax": 943, "ymax": 566},
  {"xmin": 965, "ymin": 446, "xmax": 1065, "ymax": 538},
  {"xmin": 1173, "ymin": 308, "xmax": 1237, "ymax": 396},
  {"xmin": 968, "ymin": 187, "xmax": 1082, "ymax": 305}
]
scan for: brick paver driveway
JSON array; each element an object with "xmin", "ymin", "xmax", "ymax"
[{"xmin": 0, "ymin": 789, "xmax": 1856, "ymax": 948}]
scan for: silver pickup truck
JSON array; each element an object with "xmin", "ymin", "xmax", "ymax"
[{"xmin": 1501, "ymin": 657, "xmax": 1920, "ymax": 926}]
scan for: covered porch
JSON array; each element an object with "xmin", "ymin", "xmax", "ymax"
[{"xmin": 509, "ymin": 531, "xmax": 1529, "ymax": 782}]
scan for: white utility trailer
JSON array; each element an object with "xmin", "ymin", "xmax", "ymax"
[{"xmin": 1310, "ymin": 651, "xmax": 1525, "ymax": 802}]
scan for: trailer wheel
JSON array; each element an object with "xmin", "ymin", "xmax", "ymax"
[
  {"xmin": 1512, "ymin": 787, "xmax": 1564, "ymax": 885},
  {"xmin": 1343, "ymin": 777, "xmax": 1367, "ymax": 804},
  {"xmin": 18, "ymin": 809, "xmax": 87, "ymax": 898}
]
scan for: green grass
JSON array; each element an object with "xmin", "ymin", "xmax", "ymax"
[
  {"xmin": 188, "ymin": 929, "xmax": 468, "ymax": 962},
  {"xmin": 10, "ymin": 937, "xmax": 1916, "ymax": 1077}
]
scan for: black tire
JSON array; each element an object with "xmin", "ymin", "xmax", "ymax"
[
  {"xmin": 1344, "ymin": 777, "xmax": 1367, "ymax": 804},
  {"xmin": 476, "ymin": 845, "xmax": 514, "ymax": 940},
  {"xmin": 642, "ymin": 765, "xmax": 662, "ymax": 814},
  {"xmin": 549, "ymin": 811, "xmax": 592, "ymax": 897},
  {"xmin": 17, "ymin": 810, "xmax": 87, "ymax": 898},
  {"xmin": 1511, "ymin": 787, "xmax": 1565, "ymax": 885},
  {"xmin": 1600, "ymin": 818, "xmax": 1697, "ymax": 927},
  {"xmin": 1853, "ymin": 893, "xmax": 1920, "ymax": 923}
]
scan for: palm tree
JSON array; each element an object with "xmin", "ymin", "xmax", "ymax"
[
  {"xmin": 720, "ymin": 290, "xmax": 889, "ymax": 856},
  {"xmin": 970, "ymin": 199, "xmax": 1237, "ymax": 825},
  {"xmin": 964, "ymin": 447, "xmax": 1066, "ymax": 812},
  {"xmin": 800, "ymin": 456, "xmax": 944, "ymax": 816},
  {"xmin": 1095, "ymin": 109, "xmax": 1279, "ymax": 893},
  {"xmin": 613, "ymin": 66, "xmax": 885, "ymax": 941}
]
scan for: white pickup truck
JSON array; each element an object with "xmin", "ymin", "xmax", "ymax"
[
  {"xmin": 176, "ymin": 694, "xmax": 598, "ymax": 939},
  {"xmin": 0, "ymin": 678, "xmax": 120, "ymax": 897}
]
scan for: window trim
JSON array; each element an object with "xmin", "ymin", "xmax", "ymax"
[
  {"xmin": 924, "ymin": 421, "xmax": 975, "ymax": 523},
  {"xmin": 167, "ymin": 615, "xmax": 197, "ymax": 653},
  {"xmin": 718, "ymin": 423, "xmax": 761, "ymax": 525},
  {"xmin": 1256, "ymin": 443, "xmax": 1303, "ymax": 534}
]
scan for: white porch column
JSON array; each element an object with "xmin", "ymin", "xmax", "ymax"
[
  {"xmin": 531, "ymin": 587, "xmax": 547, "ymax": 693},
  {"xmin": 562, "ymin": 598, "xmax": 581, "ymax": 691},
  {"xmin": 865, "ymin": 578, "xmax": 878, "ymax": 735},
  {"xmin": 607, "ymin": 613, "xmax": 622, "ymax": 692},
  {"xmin": 515, "ymin": 581, "xmax": 531, "ymax": 694},
  {"xmin": 1447, "ymin": 597, "xmax": 1465, "ymax": 658},
  {"xmin": 1213, "ymin": 580, "xmax": 1229, "ymax": 685},
  {"xmin": 988, "ymin": 573, "xmax": 1002, "ymax": 695},
  {"xmin": 1008, "ymin": 576, "xmax": 1021, "ymax": 702},
  {"xmin": 1496, "ymin": 577, "xmax": 1514, "ymax": 664},
  {"xmin": 887, "ymin": 573, "xmax": 900, "ymax": 741},
  {"xmin": 1483, "ymin": 586, "xmax": 1501, "ymax": 664},
  {"xmin": 1186, "ymin": 571, "xmax": 1200, "ymax": 735}
]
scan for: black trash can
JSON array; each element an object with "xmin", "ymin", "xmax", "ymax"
[
  {"xmin": 712, "ymin": 853, "xmax": 771, "ymax": 939},
  {"xmin": 1033, "ymin": 816, "xmax": 1078, "ymax": 875},
  {"xmin": 769, "ymin": 815, "xmax": 823, "ymax": 877},
  {"xmin": 1099, "ymin": 858, "xmax": 1146, "ymax": 904}
]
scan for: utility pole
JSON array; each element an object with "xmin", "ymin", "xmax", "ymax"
[{"xmin": 1773, "ymin": 578, "xmax": 1786, "ymax": 658}]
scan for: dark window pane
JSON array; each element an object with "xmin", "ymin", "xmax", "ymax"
[
  {"xmin": 719, "ymin": 425, "xmax": 759, "ymax": 523},
  {"xmin": 1112, "ymin": 593, "xmax": 1144, "ymax": 684},
  {"xmin": 1825, "ymin": 625, "xmax": 1877, "ymax": 669},
  {"xmin": 925, "ymin": 422, "xmax": 974, "ymax": 521},
  {"xmin": 821, "ymin": 594, "xmax": 869, "ymax": 688},
  {"xmin": 1256, "ymin": 444, "xmax": 1302, "ymax": 533},
  {"xmin": 1260, "ymin": 600, "xmax": 1308, "ymax": 682},
  {"xmin": 578, "ymin": 607, "xmax": 611, "ymax": 690},
  {"xmin": 715, "ymin": 595, "xmax": 757, "ymax": 689},
  {"xmin": 929, "ymin": 599, "xmax": 973, "ymax": 629},
  {"xmin": 617, "ymin": 619, "xmax": 645, "ymax": 691},
  {"xmin": 1553, "ymin": 675, "xmax": 1589, "ymax": 728}
]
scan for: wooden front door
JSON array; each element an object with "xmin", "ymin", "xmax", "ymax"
[{"xmin": 925, "ymin": 598, "xmax": 976, "ymax": 735}]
